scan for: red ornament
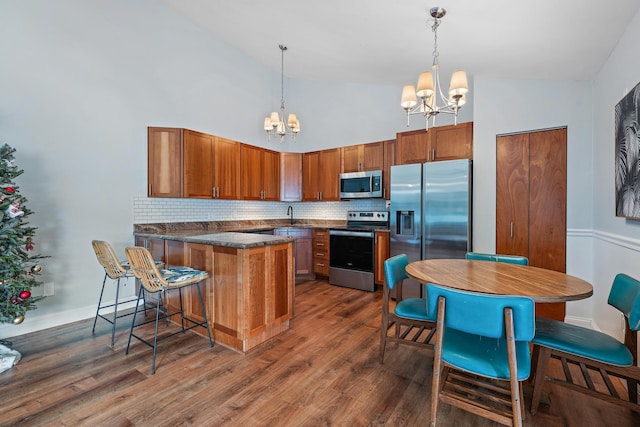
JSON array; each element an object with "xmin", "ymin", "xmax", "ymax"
[
  {"xmin": 19, "ymin": 290, "xmax": 31, "ymax": 299},
  {"xmin": 4, "ymin": 187, "xmax": 14, "ymax": 193},
  {"xmin": 25, "ymin": 240, "xmax": 34, "ymax": 251}
]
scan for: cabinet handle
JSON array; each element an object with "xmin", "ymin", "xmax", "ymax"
[
  {"xmin": 316, "ymin": 253, "xmax": 325, "ymax": 257},
  {"xmin": 216, "ymin": 187, "xmax": 219, "ymax": 198},
  {"xmin": 510, "ymin": 221, "xmax": 514, "ymax": 239},
  {"xmin": 319, "ymin": 191, "xmax": 323, "ymax": 200},
  {"xmin": 316, "ymin": 243, "xmax": 325, "ymax": 246},
  {"xmin": 432, "ymin": 148, "xmax": 435, "ymax": 160},
  {"xmin": 149, "ymin": 184, "xmax": 152, "ymax": 194},
  {"xmin": 316, "ymin": 263, "xmax": 325, "ymax": 267}
]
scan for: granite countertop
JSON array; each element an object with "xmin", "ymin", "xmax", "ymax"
[{"xmin": 134, "ymin": 231, "xmax": 295, "ymax": 249}]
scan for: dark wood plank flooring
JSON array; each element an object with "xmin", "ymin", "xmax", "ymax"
[{"xmin": 1, "ymin": 280, "xmax": 639, "ymax": 426}]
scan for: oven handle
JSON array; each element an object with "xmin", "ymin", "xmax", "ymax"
[{"xmin": 329, "ymin": 230, "xmax": 374, "ymax": 238}]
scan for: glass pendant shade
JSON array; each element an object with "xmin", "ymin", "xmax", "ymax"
[
  {"xmin": 448, "ymin": 70, "xmax": 468, "ymax": 96},
  {"xmin": 401, "ymin": 85, "xmax": 418, "ymax": 110},
  {"xmin": 416, "ymin": 72, "xmax": 434, "ymax": 98}
]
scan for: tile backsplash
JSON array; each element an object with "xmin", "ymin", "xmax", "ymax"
[{"xmin": 133, "ymin": 197, "xmax": 387, "ymax": 224}]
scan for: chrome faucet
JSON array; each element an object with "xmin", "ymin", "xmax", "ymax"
[{"xmin": 286, "ymin": 205, "xmax": 294, "ymax": 225}]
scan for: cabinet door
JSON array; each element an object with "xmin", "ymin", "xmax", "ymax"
[
  {"xmin": 302, "ymin": 151, "xmax": 321, "ymax": 201},
  {"xmin": 213, "ymin": 136, "xmax": 241, "ymax": 199},
  {"xmin": 240, "ymin": 144, "xmax": 263, "ymax": 200},
  {"xmin": 319, "ymin": 148, "xmax": 341, "ymax": 201},
  {"xmin": 362, "ymin": 141, "xmax": 384, "ymax": 171},
  {"xmin": 148, "ymin": 127, "xmax": 182, "ymax": 198},
  {"xmin": 183, "ymin": 130, "xmax": 213, "ymax": 198},
  {"xmin": 431, "ymin": 122, "xmax": 473, "ymax": 161},
  {"xmin": 375, "ymin": 231, "xmax": 390, "ymax": 285},
  {"xmin": 396, "ymin": 129, "xmax": 429, "ymax": 164},
  {"xmin": 280, "ymin": 152, "xmax": 302, "ymax": 201},
  {"xmin": 262, "ymin": 149, "xmax": 280, "ymax": 201},
  {"xmin": 341, "ymin": 145, "xmax": 362, "ymax": 173},
  {"xmin": 496, "ymin": 133, "xmax": 530, "ymax": 257},
  {"xmin": 383, "ymin": 139, "xmax": 395, "ymax": 200},
  {"xmin": 184, "ymin": 243, "xmax": 214, "ymax": 335},
  {"xmin": 528, "ymin": 129, "xmax": 566, "ymax": 273}
]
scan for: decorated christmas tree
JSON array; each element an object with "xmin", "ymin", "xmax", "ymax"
[{"xmin": 0, "ymin": 144, "xmax": 44, "ymax": 325}]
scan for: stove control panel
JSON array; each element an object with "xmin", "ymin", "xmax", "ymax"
[{"xmin": 347, "ymin": 211, "xmax": 389, "ymax": 223}]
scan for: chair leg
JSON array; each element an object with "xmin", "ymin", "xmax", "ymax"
[
  {"xmin": 195, "ymin": 281, "xmax": 214, "ymax": 348},
  {"xmin": 126, "ymin": 287, "xmax": 144, "ymax": 355},
  {"xmin": 380, "ymin": 312, "xmax": 388, "ymax": 364},
  {"xmin": 92, "ymin": 273, "xmax": 108, "ymax": 333},
  {"xmin": 530, "ymin": 345, "xmax": 552, "ymax": 415}
]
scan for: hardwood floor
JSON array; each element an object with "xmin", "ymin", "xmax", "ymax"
[{"xmin": 1, "ymin": 280, "xmax": 639, "ymax": 426}]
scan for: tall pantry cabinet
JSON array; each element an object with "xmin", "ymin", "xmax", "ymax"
[{"xmin": 496, "ymin": 127, "xmax": 567, "ymax": 320}]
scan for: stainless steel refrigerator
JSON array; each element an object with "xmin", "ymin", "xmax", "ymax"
[{"xmin": 390, "ymin": 159, "xmax": 472, "ymax": 298}]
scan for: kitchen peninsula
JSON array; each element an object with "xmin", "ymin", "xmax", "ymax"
[{"xmin": 134, "ymin": 223, "xmax": 301, "ymax": 353}]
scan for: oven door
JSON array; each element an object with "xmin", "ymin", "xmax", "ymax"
[{"xmin": 329, "ymin": 230, "xmax": 374, "ymax": 272}]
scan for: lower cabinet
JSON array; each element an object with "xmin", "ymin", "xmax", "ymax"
[
  {"xmin": 312, "ymin": 228, "xmax": 329, "ymax": 276},
  {"xmin": 212, "ymin": 242, "xmax": 294, "ymax": 352},
  {"xmin": 274, "ymin": 228, "xmax": 313, "ymax": 279},
  {"xmin": 374, "ymin": 231, "xmax": 390, "ymax": 286}
]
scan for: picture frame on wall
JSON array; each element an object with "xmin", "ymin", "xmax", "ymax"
[{"xmin": 615, "ymin": 81, "xmax": 640, "ymax": 220}]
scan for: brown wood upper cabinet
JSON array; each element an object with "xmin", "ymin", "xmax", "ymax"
[
  {"xmin": 183, "ymin": 130, "xmax": 241, "ymax": 199},
  {"xmin": 241, "ymin": 144, "xmax": 280, "ymax": 201},
  {"xmin": 280, "ymin": 152, "xmax": 302, "ymax": 201},
  {"xmin": 341, "ymin": 141, "xmax": 384, "ymax": 173},
  {"xmin": 302, "ymin": 148, "xmax": 341, "ymax": 201},
  {"xmin": 148, "ymin": 127, "xmax": 183, "ymax": 198},
  {"xmin": 396, "ymin": 122, "xmax": 473, "ymax": 165}
]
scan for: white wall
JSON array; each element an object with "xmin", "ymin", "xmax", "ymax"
[
  {"xmin": 472, "ymin": 76, "xmax": 596, "ymax": 325},
  {"xmin": 591, "ymin": 6, "xmax": 640, "ymax": 336},
  {"xmin": 0, "ymin": 0, "xmax": 280, "ymax": 337}
]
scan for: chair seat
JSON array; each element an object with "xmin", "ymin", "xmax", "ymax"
[
  {"xmin": 394, "ymin": 297, "xmax": 434, "ymax": 321},
  {"xmin": 160, "ymin": 267, "xmax": 209, "ymax": 287},
  {"xmin": 533, "ymin": 317, "xmax": 633, "ymax": 367},
  {"xmin": 442, "ymin": 327, "xmax": 532, "ymax": 380}
]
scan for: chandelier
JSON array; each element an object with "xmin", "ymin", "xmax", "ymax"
[
  {"xmin": 401, "ymin": 7, "xmax": 468, "ymax": 130},
  {"xmin": 263, "ymin": 44, "xmax": 300, "ymax": 142}
]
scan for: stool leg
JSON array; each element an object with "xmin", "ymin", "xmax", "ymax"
[
  {"xmin": 92, "ymin": 272, "xmax": 108, "ymax": 334},
  {"xmin": 178, "ymin": 288, "xmax": 185, "ymax": 333},
  {"xmin": 195, "ymin": 281, "xmax": 214, "ymax": 348},
  {"xmin": 110, "ymin": 277, "xmax": 122, "ymax": 346},
  {"xmin": 126, "ymin": 286, "xmax": 144, "ymax": 355},
  {"xmin": 151, "ymin": 292, "xmax": 162, "ymax": 375}
]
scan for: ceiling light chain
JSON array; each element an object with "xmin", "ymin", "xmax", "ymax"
[
  {"xmin": 401, "ymin": 7, "xmax": 469, "ymax": 131},
  {"xmin": 264, "ymin": 44, "xmax": 300, "ymax": 142}
]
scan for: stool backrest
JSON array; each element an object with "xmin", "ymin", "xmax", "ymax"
[
  {"xmin": 608, "ymin": 273, "xmax": 640, "ymax": 331},
  {"xmin": 92, "ymin": 240, "xmax": 128, "ymax": 279},
  {"xmin": 427, "ymin": 283, "xmax": 535, "ymax": 340},
  {"xmin": 125, "ymin": 246, "xmax": 167, "ymax": 293},
  {"xmin": 465, "ymin": 252, "xmax": 529, "ymax": 266},
  {"xmin": 384, "ymin": 254, "xmax": 409, "ymax": 291}
]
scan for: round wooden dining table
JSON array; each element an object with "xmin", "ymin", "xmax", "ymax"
[{"xmin": 405, "ymin": 259, "xmax": 593, "ymax": 303}]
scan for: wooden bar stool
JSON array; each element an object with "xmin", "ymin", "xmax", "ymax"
[
  {"xmin": 91, "ymin": 240, "xmax": 140, "ymax": 346},
  {"xmin": 124, "ymin": 246, "xmax": 213, "ymax": 374}
]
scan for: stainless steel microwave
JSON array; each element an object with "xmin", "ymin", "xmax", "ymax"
[{"xmin": 339, "ymin": 170, "xmax": 383, "ymax": 199}]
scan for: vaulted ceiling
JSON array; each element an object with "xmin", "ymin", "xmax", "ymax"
[{"xmin": 158, "ymin": 0, "xmax": 640, "ymax": 86}]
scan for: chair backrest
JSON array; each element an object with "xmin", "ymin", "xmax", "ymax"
[
  {"xmin": 92, "ymin": 240, "xmax": 128, "ymax": 280},
  {"xmin": 384, "ymin": 254, "xmax": 409, "ymax": 291},
  {"xmin": 125, "ymin": 246, "xmax": 167, "ymax": 293},
  {"xmin": 426, "ymin": 283, "xmax": 535, "ymax": 340},
  {"xmin": 608, "ymin": 273, "xmax": 640, "ymax": 331},
  {"xmin": 465, "ymin": 252, "xmax": 529, "ymax": 266}
]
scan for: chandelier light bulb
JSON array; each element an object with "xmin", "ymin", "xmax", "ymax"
[{"xmin": 263, "ymin": 44, "xmax": 300, "ymax": 142}]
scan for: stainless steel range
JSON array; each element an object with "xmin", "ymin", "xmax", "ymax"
[{"xmin": 329, "ymin": 210, "xmax": 389, "ymax": 292}]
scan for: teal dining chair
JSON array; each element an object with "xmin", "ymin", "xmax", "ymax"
[
  {"xmin": 427, "ymin": 283, "xmax": 535, "ymax": 427},
  {"xmin": 530, "ymin": 273, "xmax": 640, "ymax": 414},
  {"xmin": 465, "ymin": 251, "xmax": 529, "ymax": 265},
  {"xmin": 380, "ymin": 254, "xmax": 436, "ymax": 364}
]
